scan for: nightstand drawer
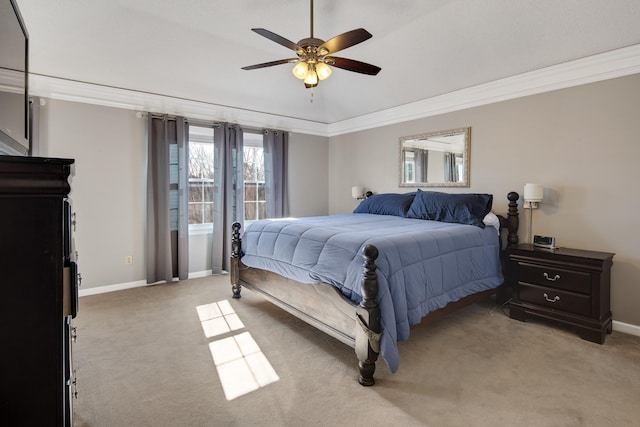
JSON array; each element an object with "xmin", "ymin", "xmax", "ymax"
[
  {"xmin": 518, "ymin": 262, "xmax": 591, "ymax": 294},
  {"xmin": 518, "ymin": 283, "xmax": 591, "ymax": 317}
]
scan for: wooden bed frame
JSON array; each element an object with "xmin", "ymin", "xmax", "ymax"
[{"xmin": 230, "ymin": 192, "xmax": 520, "ymax": 386}]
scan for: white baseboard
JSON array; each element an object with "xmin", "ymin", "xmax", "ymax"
[
  {"xmin": 78, "ymin": 270, "xmax": 215, "ymax": 297},
  {"xmin": 188, "ymin": 270, "xmax": 214, "ymax": 279},
  {"xmin": 612, "ymin": 320, "xmax": 640, "ymax": 338},
  {"xmin": 78, "ymin": 280, "xmax": 148, "ymax": 297}
]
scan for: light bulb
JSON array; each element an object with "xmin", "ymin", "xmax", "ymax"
[
  {"xmin": 303, "ymin": 69, "xmax": 318, "ymax": 86},
  {"xmin": 316, "ymin": 62, "xmax": 332, "ymax": 80},
  {"xmin": 292, "ymin": 62, "xmax": 308, "ymax": 79}
]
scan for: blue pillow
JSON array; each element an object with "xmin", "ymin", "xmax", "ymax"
[
  {"xmin": 353, "ymin": 192, "xmax": 416, "ymax": 217},
  {"xmin": 406, "ymin": 190, "xmax": 493, "ymax": 228}
]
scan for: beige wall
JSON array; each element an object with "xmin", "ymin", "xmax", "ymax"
[
  {"xmin": 35, "ymin": 99, "xmax": 329, "ymax": 289},
  {"xmin": 37, "ymin": 100, "xmax": 148, "ymax": 289},
  {"xmin": 288, "ymin": 132, "xmax": 329, "ymax": 217},
  {"xmin": 329, "ymin": 73, "xmax": 640, "ymax": 326}
]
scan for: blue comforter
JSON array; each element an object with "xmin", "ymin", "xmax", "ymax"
[{"xmin": 240, "ymin": 214, "xmax": 503, "ymax": 373}]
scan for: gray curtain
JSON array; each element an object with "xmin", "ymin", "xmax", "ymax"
[
  {"xmin": 146, "ymin": 115, "xmax": 189, "ymax": 283},
  {"xmin": 211, "ymin": 123, "xmax": 244, "ymax": 274},
  {"xmin": 444, "ymin": 152, "xmax": 459, "ymax": 182},
  {"xmin": 263, "ymin": 129, "xmax": 289, "ymax": 218},
  {"xmin": 414, "ymin": 148, "xmax": 429, "ymax": 182}
]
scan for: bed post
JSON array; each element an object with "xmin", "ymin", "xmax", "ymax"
[
  {"xmin": 505, "ymin": 191, "xmax": 520, "ymax": 247},
  {"xmin": 355, "ymin": 245, "xmax": 381, "ymax": 386},
  {"xmin": 497, "ymin": 192, "xmax": 520, "ymax": 303},
  {"xmin": 231, "ymin": 222, "xmax": 242, "ymax": 299}
]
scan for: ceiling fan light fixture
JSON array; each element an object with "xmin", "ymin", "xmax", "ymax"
[
  {"xmin": 292, "ymin": 61, "xmax": 308, "ymax": 79},
  {"xmin": 303, "ymin": 64, "xmax": 318, "ymax": 86},
  {"xmin": 316, "ymin": 62, "xmax": 332, "ymax": 80},
  {"xmin": 242, "ymin": 0, "xmax": 380, "ymax": 88}
]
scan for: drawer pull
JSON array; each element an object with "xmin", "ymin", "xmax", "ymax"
[
  {"xmin": 543, "ymin": 293, "xmax": 560, "ymax": 303},
  {"xmin": 544, "ymin": 272, "xmax": 560, "ymax": 282}
]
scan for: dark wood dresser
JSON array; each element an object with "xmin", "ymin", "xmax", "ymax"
[
  {"xmin": 508, "ymin": 244, "xmax": 614, "ymax": 344},
  {"xmin": 0, "ymin": 156, "xmax": 78, "ymax": 426}
]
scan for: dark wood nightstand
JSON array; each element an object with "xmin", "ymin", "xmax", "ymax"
[{"xmin": 508, "ymin": 244, "xmax": 614, "ymax": 344}]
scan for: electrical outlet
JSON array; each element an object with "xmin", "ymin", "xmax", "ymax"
[{"xmin": 125, "ymin": 256, "xmax": 133, "ymax": 265}]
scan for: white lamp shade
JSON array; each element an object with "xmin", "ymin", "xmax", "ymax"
[
  {"xmin": 352, "ymin": 186, "xmax": 364, "ymax": 199},
  {"xmin": 524, "ymin": 183, "xmax": 544, "ymax": 202}
]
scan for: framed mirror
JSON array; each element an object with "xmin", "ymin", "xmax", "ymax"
[{"xmin": 399, "ymin": 127, "xmax": 470, "ymax": 187}]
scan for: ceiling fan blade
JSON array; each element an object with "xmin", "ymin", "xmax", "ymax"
[
  {"xmin": 251, "ymin": 28, "xmax": 301, "ymax": 51},
  {"xmin": 319, "ymin": 28, "xmax": 372, "ymax": 54},
  {"xmin": 242, "ymin": 59, "xmax": 296, "ymax": 70},
  {"xmin": 329, "ymin": 57, "xmax": 381, "ymax": 75}
]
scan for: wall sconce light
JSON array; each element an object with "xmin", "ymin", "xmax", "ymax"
[
  {"xmin": 523, "ymin": 183, "xmax": 544, "ymax": 243},
  {"xmin": 352, "ymin": 186, "xmax": 366, "ymax": 200},
  {"xmin": 352, "ymin": 186, "xmax": 373, "ymax": 200},
  {"xmin": 524, "ymin": 183, "xmax": 543, "ymax": 209}
]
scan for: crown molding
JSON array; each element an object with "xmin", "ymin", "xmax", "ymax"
[
  {"xmin": 328, "ymin": 44, "xmax": 640, "ymax": 136},
  {"xmin": 26, "ymin": 44, "xmax": 640, "ymax": 138},
  {"xmin": 27, "ymin": 75, "xmax": 330, "ymax": 136},
  {"xmin": 0, "ymin": 68, "xmax": 24, "ymax": 93}
]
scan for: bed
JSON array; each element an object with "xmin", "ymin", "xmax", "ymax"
[{"xmin": 230, "ymin": 190, "xmax": 520, "ymax": 385}]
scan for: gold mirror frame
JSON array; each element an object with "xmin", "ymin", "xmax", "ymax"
[{"xmin": 399, "ymin": 127, "xmax": 470, "ymax": 187}]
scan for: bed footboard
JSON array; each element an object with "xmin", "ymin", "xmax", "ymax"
[{"xmin": 230, "ymin": 222, "xmax": 382, "ymax": 386}]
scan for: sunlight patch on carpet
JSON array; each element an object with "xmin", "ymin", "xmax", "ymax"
[
  {"xmin": 196, "ymin": 300, "xmax": 245, "ymax": 338},
  {"xmin": 196, "ymin": 300, "xmax": 279, "ymax": 400}
]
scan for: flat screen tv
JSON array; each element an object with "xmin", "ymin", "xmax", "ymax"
[{"xmin": 0, "ymin": 0, "xmax": 29, "ymax": 156}]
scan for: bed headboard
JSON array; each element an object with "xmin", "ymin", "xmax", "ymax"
[{"xmin": 497, "ymin": 191, "xmax": 520, "ymax": 249}]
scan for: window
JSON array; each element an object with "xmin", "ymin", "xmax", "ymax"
[
  {"xmin": 169, "ymin": 142, "xmax": 179, "ymax": 230},
  {"xmin": 403, "ymin": 150, "xmax": 416, "ymax": 183},
  {"xmin": 243, "ymin": 132, "xmax": 265, "ymax": 223},
  {"xmin": 187, "ymin": 127, "xmax": 265, "ymax": 228},
  {"xmin": 188, "ymin": 126, "xmax": 215, "ymax": 226}
]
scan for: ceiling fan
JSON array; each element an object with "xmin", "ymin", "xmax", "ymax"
[{"xmin": 242, "ymin": 0, "xmax": 381, "ymax": 88}]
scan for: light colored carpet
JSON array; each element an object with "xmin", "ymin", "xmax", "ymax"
[{"xmin": 72, "ymin": 275, "xmax": 640, "ymax": 427}]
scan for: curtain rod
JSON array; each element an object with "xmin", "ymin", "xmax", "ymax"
[
  {"xmin": 142, "ymin": 113, "xmax": 285, "ymax": 133},
  {"xmin": 142, "ymin": 113, "xmax": 221, "ymax": 128}
]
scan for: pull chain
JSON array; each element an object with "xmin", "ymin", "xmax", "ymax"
[{"xmin": 310, "ymin": 89, "xmax": 314, "ymax": 103}]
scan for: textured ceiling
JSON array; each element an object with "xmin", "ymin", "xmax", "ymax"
[{"xmin": 15, "ymin": 0, "xmax": 640, "ymax": 124}]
